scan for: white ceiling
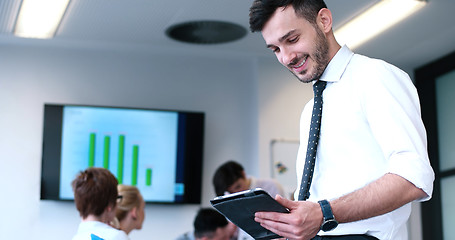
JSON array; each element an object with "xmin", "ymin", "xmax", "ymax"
[{"xmin": 1, "ymin": 0, "xmax": 455, "ymax": 71}]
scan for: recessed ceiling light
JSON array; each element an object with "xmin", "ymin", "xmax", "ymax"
[{"xmin": 166, "ymin": 20, "xmax": 247, "ymax": 44}]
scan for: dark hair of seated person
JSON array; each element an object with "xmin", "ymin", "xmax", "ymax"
[
  {"xmin": 193, "ymin": 208, "xmax": 228, "ymax": 239},
  {"xmin": 212, "ymin": 160, "xmax": 244, "ymax": 196}
]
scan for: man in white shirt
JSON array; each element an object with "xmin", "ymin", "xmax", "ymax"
[{"xmin": 248, "ymin": 1, "xmax": 434, "ymax": 240}]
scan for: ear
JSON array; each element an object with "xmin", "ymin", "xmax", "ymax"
[
  {"xmin": 317, "ymin": 8, "xmax": 333, "ymax": 34},
  {"xmin": 130, "ymin": 207, "xmax": 138, "ymax": 220},
  {"xmin": 106, "ymin": 205, "xmax": 113, "ymax": 213}
]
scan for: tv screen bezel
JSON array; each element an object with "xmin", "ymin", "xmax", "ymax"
[{"xmin": 40, "ymin": 103, "xmax": 204, "ymax": 204}]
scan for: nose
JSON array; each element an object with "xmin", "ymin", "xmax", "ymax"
[{"xmin": 279, "ymin": 47, "xmax": 297, "ymax": 67}]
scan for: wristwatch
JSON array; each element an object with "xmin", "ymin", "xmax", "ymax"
[{"xmin": 318, "ymin": 199, "xmax": 338, "ymax": 232}]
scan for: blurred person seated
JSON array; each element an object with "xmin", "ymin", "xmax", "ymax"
[
  {"xmin": 71, "ymin": 167, "xmax": 129, "ymax": 240},
  {"xmin": 111, "ymin": 185, "xmax": 145, "ymax": 236},
  {"xmin": 176, "ymin": 208, "xmax": 236, "ymax": 240},
  {"xmin": 212, "ymin": 160, "xmax": 285, "ymax": 198},
  {"xmin": 212, "ymin": 161, "xmax": 287, "ymax": 240}
]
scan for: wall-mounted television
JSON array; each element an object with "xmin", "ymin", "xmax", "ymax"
[{"xmin": 41, "ymin": 103, "xmax": 204, "ymax": 204}]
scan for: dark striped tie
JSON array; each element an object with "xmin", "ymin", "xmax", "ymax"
[{"xmin": 298, "ymin": 80, "xmax": 327, "ymax": 201}]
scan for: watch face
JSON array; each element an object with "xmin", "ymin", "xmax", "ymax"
[{"xmin": 322, "ymin": 219, "xmax": 338, "ymax": 231}]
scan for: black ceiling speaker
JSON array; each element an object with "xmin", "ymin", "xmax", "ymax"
[{"xmin": 166, "ymin": 20, "xmax": 247, "ymax": 44}]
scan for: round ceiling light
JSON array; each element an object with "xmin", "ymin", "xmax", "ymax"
[{"xmin": 166, "ymin": 20, "xmax": 247, "ymax": 44}]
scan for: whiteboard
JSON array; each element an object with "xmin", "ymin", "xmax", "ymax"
[{"xmin": 270, "ymin": 139, "xmax": 299, "ymax": 199}]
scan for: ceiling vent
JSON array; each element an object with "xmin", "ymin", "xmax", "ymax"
[{"xmin": 166, "ymin": 20, "xmax": 247, "ymax": 44}]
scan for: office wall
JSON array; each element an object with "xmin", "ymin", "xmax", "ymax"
[
  {"xmin": 256, "ymin": 58, "xmax": 312, "ymax": 191},
  {"xmin": 0, "ymin": 44, "xmax": 272, "ymax": 239}
]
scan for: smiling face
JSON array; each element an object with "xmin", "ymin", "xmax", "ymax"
[{"xmin": 262, "ymin": 5, "xmax": 330, "ymax": 83}]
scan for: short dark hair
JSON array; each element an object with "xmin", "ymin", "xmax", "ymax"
[
  {"xmin": 212, "ymin": 160, "xmax": 244, "ymax": 196},
  {"xmin": 249, "ymin": 0, "xmax": 328, "ymax": 32},
  {"xmin": 72, "ymin": 167, "xmax": 119, "ymax": 218},
  {"xmin": 194, "ymin": 208, "xmax": 228, "ymax": 239}
]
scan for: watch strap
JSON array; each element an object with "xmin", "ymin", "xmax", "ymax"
[
  {"xmin": 318, "ymin": 199, "xmax": 334, "ymax": 221},
  {"xmin": 318, "ymin": 199, "xmax": 338, "ymax": 232}
]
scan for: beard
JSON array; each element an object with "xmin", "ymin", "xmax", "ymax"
[{"xmin": 289, "ymin": 27, "xmax": 330, "ymax": 83}]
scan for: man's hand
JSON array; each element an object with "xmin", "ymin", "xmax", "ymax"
[
  {"xmin": 254, "ymin": 174, "xmax": 428, "ymax": 240},
  {"xmin": 254, "ymin": 195, "xmax": 322, "ymax": 240}
]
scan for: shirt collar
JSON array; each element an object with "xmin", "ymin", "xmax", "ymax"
[{"xmin": 319, "ymin": 45, "xmax": 354, "ymax": 83}]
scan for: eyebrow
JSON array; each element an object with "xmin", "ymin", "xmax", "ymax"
[{"xmin": 265, "ymin": 29, "xmax": 297, "ymax": 49}]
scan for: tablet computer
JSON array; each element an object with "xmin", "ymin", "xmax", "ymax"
[{"xmin": 210, "ymin": 188, "xmax": 289, "ymax": 240}]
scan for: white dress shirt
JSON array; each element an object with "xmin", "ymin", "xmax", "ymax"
[{"xmin": 294, "ymin": 45, "xmax": 434, "ymax": 240}]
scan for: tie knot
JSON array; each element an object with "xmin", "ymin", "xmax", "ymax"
[{"xmin": 313, "ymin": 80, "xmax": 327, "ymax": 96}]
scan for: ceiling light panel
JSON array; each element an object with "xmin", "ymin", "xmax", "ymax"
[
  {"xmin": 334, "ymin": 0, "xmax": 426, "ymax": 49},
  {"xmin": 14, "ymin": 0, "xmax": 70, "ymax": 39}
]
